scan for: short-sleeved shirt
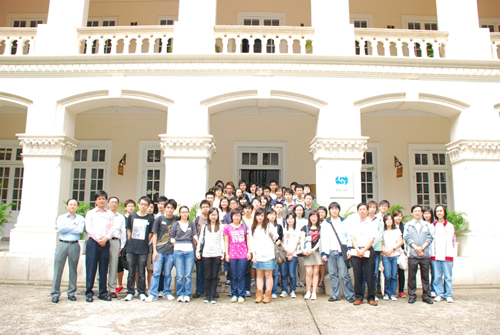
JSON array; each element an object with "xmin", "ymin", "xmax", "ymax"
[
  {"xmin": 126, "ymin": 212, "xmax": 154, "ymax": 255},
  {"xmin": 223, "ymin": 223, "xmax": 249, "ymax": 259},
  {"xmin": 152, "ymin": 215, "xmax": 179, "ymax": 254}
]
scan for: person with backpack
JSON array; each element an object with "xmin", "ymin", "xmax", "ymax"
[
  {"xmin": 321, "ymin": 202, "xmax": 356, "ymax": 303},
  {"xmin": 224, "ymin": 209, "xmax": 251, "ymax": 303}
]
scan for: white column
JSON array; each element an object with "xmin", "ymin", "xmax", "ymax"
[
  {"xmin": 34, "ymin": 0, "xmax": 90, "ymax": 56},
  {"xmin": 310, "ymin": 0, "xmax": 354, "ymax": 56},
  {"xmin": 436, "ymin": 0, "xmax": 491, "ymax": 60},
  {"xmin": 446, "ymin": 140, "xmax": 500, "ymax": 284},
  {"xmin": 160, "ymin": 135, "xmax": 216, "ymax": 207},
  {"xmin": 174, "ymin": 0, "xmax": 217, "ymax": 54},
  {"xmin": 310, "ymin": 137, "xmax": 368, "ymax": 211}
]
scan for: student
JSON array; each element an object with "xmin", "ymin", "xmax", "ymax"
[
  {"xmin": 146, "ymin": 201, "xmax": 155, "ymax": 291},
  {"xmin": 251, "ymin": 197, "xmax": 261, "ymax": 213},
  {"xmin": 224, "ymin": 181, "xmax": 235, "ymax": 199},
  {"xmin": 205, "ymin": 191, "xmax": 215, "ymax": 209},
  {"xmin": 85, "ymin": 190, "xmax": 115, "ymax": 302},
  {"xmin": 280, "ymin": 212, "xmax": 299, "ymax": 298},
  {"xmin": 222, "ymin": 198, "xmax": 239, "ymax": 224},
  {"xmin": 107, "ymin": 196, "xmax": 126, "ymax": 299},
  {"xmin": 255, "ymin": 185, "xmax": 264, "ymax": 198},
  {"xmin": 235, "ymin": 188, "xmax": 243, "ymax": 199},
  {"xmin": 242, "ymin": 202, "xmax": 254, "ymax": 226},
  {"xmin": 196, "ymin": 208, "xmax": 225, "ymax": 304},
  {"xmin": 303, "ymin": 193, "xmax": 315, "ymax": 219},
  {"xmin": 393, "ymin": 209, "xmax": 407, "ymax": 298},
  {"xmin": 243, "ymin": 201, "xmax": 256, "ymax": 288},
  {"xmin": 366, "ymin": 200, "xmax": 383, "ymax": 301},
  {"xmin": 218, "ymin": 196, "xmax": 230, "ymax": 223},
  {"xmin": 118, "ymin": 199, "xmax": 136, "ymax": 293},
  {"xmin": 294, "ymin": 184, "xmax": 305, "ymax": 206},
  {"xmin": 271, "ymin": 186, "xmax": 284, "ymax": 206},
  {"xmin": 423, "ymin": 206, "xmax": 437, "ymax": 298},
  {"xmin": 263, "ymin": 186, "xmax": 271, "ymax": 202},
  {"xmin": 249, "ymin": 183, "xmax": 257, "ymax": 200},
  {"xmin": 215, "ymin": 180, "xmax": 225, "ymax": 189},
  {"xmin": 146, "ymin": 199, "xmax": 179, "ymax": 302},
  {"xmin": 303, "ymin": 184, "xmax": 312, "ymax": 196},
  {"xmin": 403, "ymin": 205, "xmax": 434, "ymax": 304},
  {"xmin": 238, "ymin": 179, "xmax": 251, "ymax": 199},
  {"xmin": 260, "ymin": 195, "xmax": 271, "ymax": 210},
  {"xmin": 273, "ymin": 201, "xmax": 286, "ymax": 228},
  {"xmin": 171, "ymin": 206, "xmax": 198, "ymax": 302},
  {"xmin": 193, "ymin": 200, "xmax": 211, "ymax": 299},
  {"xmin": 382, "ymin": 214, "xmax": 403, "ymax": 301},
  {"xmin": 300, "ymin": 210, "xmax": 322, "ymax": 300},
  {"xmin": 316, "ymin": 206, "xmax": 328, "ymax": 288},
  {"xmin": 431, "ymin": 205, "xmax": 456, "ymax": 303},
  {"xmin": 50, "ymin": 198, "xmax": 85, "ymax": 303},
  {"xmin": 155, "ymin": 196, "xmax": 168, "ymax": 218},
  {"xmin": 266, "ymin": 209, "xmax": 283, "ymax": 299},
  {"xmin": 238, "ymin": 194, "xmax": 250, "ymax": 208},
  {"xmin": 321, "ymin": 202, "xmax": 355, "ymax": 303},
  {"xmin": 294, "ymin": 205, "xmax": 307, "ymax": 287},
  {"xmin": 213, "ymin": 186, "xmax": 223, "ymax": 208},
  {"xmin": 283, "ymin": 188, "xmax": 295, "ymax": 213},
  {"xmin": 351, "ymin": 203, "xmax": 378, "ymax": 306},
  {"xmin": 269, "ymin": 180, "xmax": 278, "ymax": 200},
  {"xmin": 290, "ymin": 182, "xmax": 298, "ymax": 193},
  {"xmin": 124, "ymin": 196, "xmax": 154, "ymax": 302},
  {"xmin": 250, "ymin": 208, "xmax": 277, "ymax": 303},
  {"xmin": 224, "ymin": 209, "xmax": 252, "ymax": 303}
]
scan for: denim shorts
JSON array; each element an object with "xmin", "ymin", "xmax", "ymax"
[{"xmin": 252, "ymin": 259, "xmax": 276, "ymax": 270}]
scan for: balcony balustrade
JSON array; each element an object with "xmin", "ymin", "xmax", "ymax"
[
  {"xmin": 0, "ymin": 28, "xmax": 37, "ymax": 56},
  {"xmin": 490, "ymin": 33, "xmax": 500, "ymax": 60}
]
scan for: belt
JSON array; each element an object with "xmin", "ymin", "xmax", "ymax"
[
  {"xmin": 111, "ymin": 237, "xmax": 120, "ymax": 240},
  {"xmin": 59, "ymin": 239, "xmax": 79, "ymax": 244}
]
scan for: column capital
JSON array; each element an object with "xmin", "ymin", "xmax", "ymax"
[
  {"xmin": 310, "ymin": 137, "xmax": 369, "ymax": 162},
  {"xmin": 17, "ymin": 134, "xmax": 78, "ymax": 159},
  {"xmin": 446, "ymin": 139, "xmax": 500, "ymax": 164},
  {"xmin": 159, "ymin": 135, "xmax": 216, "ymax": 161}
]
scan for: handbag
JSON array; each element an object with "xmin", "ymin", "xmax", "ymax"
[
  {"xmin": 296, "ymin": 225, "xmax": 311, "ymax": 257},
  {"xmin": 120, "ymin": 243, "xmax": 128, "ymax": 270},
  {"xmin": 327, "ymin": 220, "xmax": 352, "ymax": 269},
  {"xmin": 398, "ymin": 251, "xmax": 408, "ymax": 270},
  {"xmin": 198, "ymin": 224, "xmax": 207, "ymax": 256},
  {"xmin": 274, "ymin": 243, "xmax": 287, "ymax": 265}
]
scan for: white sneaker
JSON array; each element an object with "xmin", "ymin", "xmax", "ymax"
[
  {"xmin": 430, "ymin": 292, "xmax": 437, "ymax": 298},
  {"xmin": 374, "ymin": 296, "xmax": 379, "ymax": 301},
  {"xmin": 311, "ymin": 292, "xmax": 317, "ymax": 300},
  {"xmin": 304, "ymin": 291, "xmax": 311, "ymax": 300},
  {"xmin": 177, "ymin": 295, "xmax": 184, "ymax": 302},
  {"xmin": 145, "ymin": 295, "xmax": 157, "ymax": 302},
  {"xmin": 290, "ymin": 291, "xmax": 296, "ymax": 298},
  {"xmin": 211, "ymin": 300, "xmax": 216, "ymax": 304},
  {"xmin": 390, "ymin": 295, "xmax": 398, "ymax": 301},
  {"xmin": 124, "ymin": 294, "xmax": 133, "ymax": 301},
  {"xmin": 383, "ymin": 295, "xmax": 390, "ymax": 300},
  {"xmin": 165, "ymin": 294, "xmax": 175, "ymax": 301},
  {"xmin": 139, "ymin": 294, "xmax": 147, "ymax": 301},
  {"xmin": 446, "ymin": 297, "xmax": 454, "ymax": 303},
  {"xmin": 280, "ymin": 292, "xmax": 288, "ymax": 298},
  {"xmin": 184, "ymin": 296, "xmax": 190, "ymax": 302},
  {"xmin": 434, "ymin": 296, "xmax": 442, "ymax": 302},
  {"xmin": 203, "ymin": 298, "xmax": 209, "ymax": 303},
  {"xmin": 158, "ymin": 292, "xmax": 164, "ymax": 297},
  {"xmin": 272, "ymin": 294, "xmax": 277, "ymax": 299}
]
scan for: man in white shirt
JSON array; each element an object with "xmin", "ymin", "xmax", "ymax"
[{"xmin": 107, "ymin": 196, "xmax": 126, "ymax": 298}]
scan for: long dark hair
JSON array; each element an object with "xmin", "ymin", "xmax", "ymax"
[
  {"xmin": 285, "ymin": 212, "xmax": 296, "ymax": 230},
  {"xmin": 308, "ymin": 209, "xmax": 320, "ymax": 229},
  {"xmin": 266, "ymin": 208, "xmax": 276, "ymax": 225},
  {"xmin": 423, "ymin": 207, "xmax": 434, "ymax": 223},
  {"xmin": 207, "ymin": 207, "xmax": 220, "ymax": 232},
  {"xmin": 383, "ymin": 214, "xmax": 396, "ymax": 230},
  {"xmin": 251, "ymin": 208, "xmax": 268, "ymax": 235}
]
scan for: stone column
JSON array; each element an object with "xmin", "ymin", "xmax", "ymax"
[
  {"xmin": 436, "ymin": 0, "xmax": 491, "ymax": 60},
  {"xmin": 310, "ymin": 0, "xmax": 354, "ymax": 56},
  {"xmin": 174, "ymin": 0, "xmax": 217, "ymax": 54},
  {"xmin": 34, "ymin": 0, "xmax": 90, "ymax": 56},
  {"xmin": 159, "ymin": 135, "xmax": 216, "ymax": 207},
  {"xmin": 310, "ymin": 137, "xmax": 368, "ymax": 210}
]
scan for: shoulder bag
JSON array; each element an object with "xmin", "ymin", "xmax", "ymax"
[{"xmin": 327, "ymin": 220, "xmax": 352, "ymax": 269}]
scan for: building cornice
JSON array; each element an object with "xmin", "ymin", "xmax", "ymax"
[
  {"xmin": 446, "ymin": 140, "xmax": 500, "ymax": 164},
  {"xmin": 17, "ymin": 134, "xmax": 79, "ymax": 159},
  {"xmin": 159, "ymin": 135, "xmax": 216, "ymax": 161},
  {"xmin": 310, "ymin": 137, "xmax": 369, "ymax": 162},
  {"xmin": 1, "ymin": 55, "xmax": 500, "ymax": 80}
]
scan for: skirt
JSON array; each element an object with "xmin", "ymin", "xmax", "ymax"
[
  {"xmin": 303, "ymin": 251, "xmax": 323, "ymax": 266},
  {"xmin": 252, "ymin": 259, "xmax": 276, "ymax": 270}
]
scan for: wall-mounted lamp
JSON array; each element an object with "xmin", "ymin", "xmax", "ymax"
[
  {"xmin": 118, "ymin": 154, "xmax": 126, "ymax": 176},
  {"xmin": 387, "ymin": 25, "xmax": 395, "ymax": 29},
  {"xmin": 394, "ymin": 156, "xmax": 403, "ymax": 178},
  {"xmin": 130, "ymin": 22, "xmax": 137, "ymax": 26}
]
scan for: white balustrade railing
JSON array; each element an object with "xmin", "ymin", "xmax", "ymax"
[
  {"xmin": 490, "ymin": 33, "xmax": 500, "ymax": 60},
  {"xmin": 214, "ymin": 26, "xmax": 314, "ymax": 54},
  {"xmin": 354, "ymin": 28, "xmax": 448, "ymax": 59},
  {"xmin": 77, "ymin": 26, "xmax": 175, "ymax": 55},
  {"xmin": 0, "ymin": 28, "xmax": 37, "ymax": 56}
]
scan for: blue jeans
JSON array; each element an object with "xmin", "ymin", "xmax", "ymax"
[
  {"xmin": 230, "ymin": 258, "xmax": 247, "ymax": 298},
  {"xmin": 327, "ymin": 250, "xmax": 355, "ymax": 300},
  {"xmin": 432, "ymin": 260, "xmax": 453, "ymax": 298},
  {"xmin": 382, "ymin": 256, "xmax": 398, "ymax": 297},
  {"xmin": 195, "ymin": 259, "xmax": 204, "ymax": 295},
  {"xmin": 280, "ymin": 257, "xmax": 298, "ymax": 293},
  {"xmin": 150, "ymin": 253, "xmax": 174, "ymax": 298},
  {"xmin": 272, "ymin": 261, "xmax": 279, "ymax": 295},
  {"xmin": 174, "ymin": 250, "xmax": 195, "ymax": 297}
]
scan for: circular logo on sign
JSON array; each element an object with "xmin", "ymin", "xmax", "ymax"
[{"xmin": 335, "ymin": 176, "xmax": 349, "ymax": 185}]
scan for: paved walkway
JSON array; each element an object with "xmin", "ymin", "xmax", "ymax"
[{"xmin": 0, "ymin": 281, "xmax": 499, "ymax": 334}]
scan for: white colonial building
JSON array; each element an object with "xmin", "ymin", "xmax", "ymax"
[{"xmin": 0, "ymin": 0, "xmax": 499, "ymax": 284}]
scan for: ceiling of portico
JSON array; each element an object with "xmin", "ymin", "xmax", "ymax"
[
  {"xmin": 66, "ymin": 97, "xmax": 168, "ymax": 115},
  {"xmin": 209, "ymin": 98, "xmax": 319, "ymax": 117},
  {"xmin": 0, "ymin": 104, "xmax": 27, "ymax": 114}
]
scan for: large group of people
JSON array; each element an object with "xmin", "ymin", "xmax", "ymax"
[{"xmin": 50, "ymin": 180, "xmax": 456, "ymax": 306}]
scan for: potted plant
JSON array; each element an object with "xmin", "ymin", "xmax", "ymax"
[{"xmin": 0, "ymin": 183, "xmax": 16, "ymax": 236}]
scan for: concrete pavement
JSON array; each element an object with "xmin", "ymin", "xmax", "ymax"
[{"xmin": 0, "ymin": 281, "xmax": 498, "ymax": 334}]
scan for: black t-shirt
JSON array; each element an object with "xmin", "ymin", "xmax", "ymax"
[
  {"xmin": 126, "ymin": 212, "xmax": 154, "ymax": 255},
  {"xmin": 152, "ymin": 215, "xmax": 179, "ymax": 255}
]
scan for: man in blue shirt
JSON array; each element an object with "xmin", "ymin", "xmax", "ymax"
[{"xmin": 50, "ymin": 198, "xmax": 85, "ymax": 303}]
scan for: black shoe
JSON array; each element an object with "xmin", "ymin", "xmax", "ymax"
[
  {"xmin": 86, "ymin": 296, "xmax": 93, "ymax": 303},
  {"xmin": 192, "ymin": 293, "xmax": 201, "ymax": 298},
  {"xmin": 408, "ymin": 297, "xmax": 416, "ymax": 304},
  {"xmin": 328, "ymin": 296, "xmax": 339, "ymax": 302},
  {"xmin": 68, "ymin": 296, "xmax": 77, "ymax": 302},
  {"xmin": 423, "ymin": 298, "xmax": 434, "ymax": 305},
  {"xmin": 98, "ymin": 295, "xmax": 112, "ymax": 301},
  {"xmin": 214, "ymin": 293, "xmax": 219, "ymax": 298},
  {"xmin": 347, "ymin": 297, "xmax": 356, "ymax": 304},
  {"xmin": 51, "ymin": 296, "xmax": 59, "ymax": 304}
]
